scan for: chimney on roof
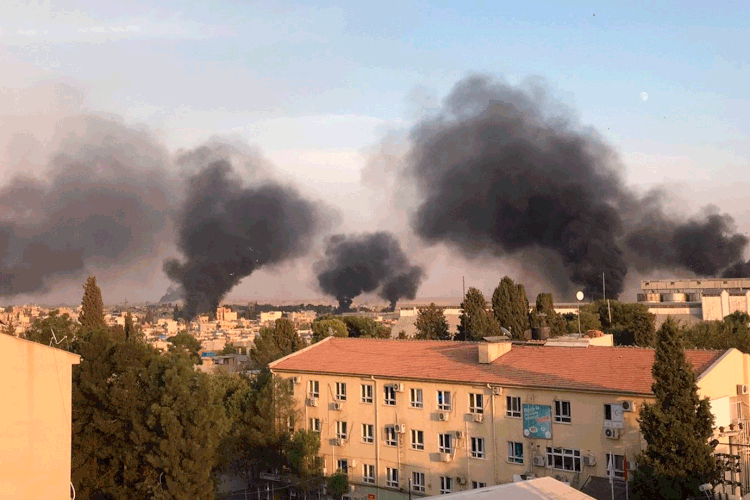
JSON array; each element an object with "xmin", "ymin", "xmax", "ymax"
[{"xmin": 478, "ymin": 342, "xmax": 512, "ymax": 364}]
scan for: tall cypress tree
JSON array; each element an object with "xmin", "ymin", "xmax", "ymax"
[
  {"xmin": 491, "ymin": 277, "xmax": 530, "ymax": 340},
  {"xmin": 79, "ymin": 276, "xmax": 106, "ymax": 332},
  {"xmin": 632, "ymin": 318, "xmax": 720, "ymax": 500},
  {"xmin": 457, "ymin": 287, "xmax": 499, "ymax": 341}
]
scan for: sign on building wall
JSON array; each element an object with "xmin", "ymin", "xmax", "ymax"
[{"xmin": 523, "ymin": 404, "xmax": 552, "ymax": 439}]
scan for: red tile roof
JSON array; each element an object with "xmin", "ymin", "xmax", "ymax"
[{"xmin": 270, "ymin": 337, "xmax": 724, "ymax": 395}]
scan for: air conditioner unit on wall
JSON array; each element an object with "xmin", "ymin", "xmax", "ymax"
[
  {"xmin": 393, "ymin": 383, "xmax": 404, "ymax": 392},
  {"xmin": 306, "ymin": 397, "xmax": 319, "ymax": 407},
  {"xmin": 584, "ymin": 454, "xmax": 597, "ymax": 467},
  {"xmin": 438, "ymin": 412, "xmax": 449, "ymax": 421},
  {"xmin": 331, "ymin": 438, "xmax": 343, "ymax": 446},
  {"xmin": 332, "ymin": 402, "xmax": 342, "ymax": 411},
  {"xmin": 455, "ymin": 477, "xmax": 466, "ymax": 485},
  {"xmin": 621, "ymin": 400, "xmax": 635, "ymax": 412},
  {"xmin": 473, "ymin": 413, "xmax": 484, "ymax": 423},
  {"xmin": 555, "ymin": 474, "xmax": 570, "ymax": 484},
  {"xmin": 604, "ymin": 428, "xmax": 620, "ymax": 440},
  {"xmin": 492, "ymin": 387, "xmax": 503, "ymax": 396},
  {"xmin": 454, "ymin": 430, "xmax": 463, "ymax": 439},
  {"xmin": 440, "ymin": 453, "xmax": 452, "ymax": 463},
  {"xmin": 738, "ymin": 384, "xmax": 749, "ymax": 395},
  {"xmin": 532, "ymin": 456, "xmax": 546, "ymax": 467},
  {"xmin": 394, "ymin": 423, "xmax": 406, "ymax": 433},
  {"xmin": 293, "ymin": 376, "xmax": 301, "ymax": 385}
]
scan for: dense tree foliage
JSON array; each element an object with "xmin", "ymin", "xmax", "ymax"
[
  {"xmin": 491, "ymin": 277, "xmax": 530, "ymax": 339},
  {"xmin": 457, "ymin": 288, "xmax": 499, "ymax": 341},
  {"xmin": 341, "ymin": 316, "xmax": 390, "ymax": 338},
  {"xmin": 72, "ymin": 330, "xmax": 228, "ymax": 500},
  {"xmin": 415, "ymin": 303, "xmax": 451, "ymax": 340},
  {"xmin": 530, "ymin": 293, "xmax": 566, "ymax": 337},
  {"xmin": 632, "ymin": 319, "xmax": 720, "ymax": 500},
  {"xmin": 562, "ymin": 310, "xmax": 602, "ymax": 334},
  {"xmin": 591, "ymin": 300, "xmax": 656, "ymax": 346},
  {"xmin": 327, "ymin": 471, "xmax": 350, "ymax": 500},
  {"xmin": 79, "ymin": 276, "xmax": 105, "ymax": 331},
  {"xmin": 251, "ymin": 318, "xmax": 305, "ymax": 367},
  {"xmin": 167, "ymin": 331, "xmax": 203, "ymax": 364},
  {"xmin": 311, "ymin": 317, "xmax": 348, "ymax": 343},
  {"xmin": 681, "ymin": 311, "xmax": 750, "ymax": 352},
  {"xmin": 23, "ymin": 309, "xmax": 78, "ymax": 347}
]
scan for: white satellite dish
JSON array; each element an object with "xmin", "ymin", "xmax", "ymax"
[{"xmin": 576, "ymin": 291, "xmax": 584, "ymax": 301}]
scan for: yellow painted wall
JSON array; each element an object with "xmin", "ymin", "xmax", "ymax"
[{"xmin": 0, "ymin": 335, "xmax": 80, "ymax": 500}]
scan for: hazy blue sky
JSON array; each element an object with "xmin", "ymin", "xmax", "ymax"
[{"xmin": 3, "ymin": 0, "xmax": 750, "ymax": 304}]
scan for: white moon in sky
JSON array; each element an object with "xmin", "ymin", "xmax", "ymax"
[{"xmin": 640, "ymin": 91, "xmax": 648, "ymax": 101}]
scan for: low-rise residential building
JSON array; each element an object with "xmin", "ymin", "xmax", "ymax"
[
  {"xmin": 270, "ymin": 337, "xmax": 750, "ymax": 500},
  {"xmin": 1, "ymin": 333, "xmax": 80, "ymax": 500}
]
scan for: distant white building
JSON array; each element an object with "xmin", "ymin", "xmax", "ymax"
[
  {"xmin": 638, "ymin": 278, "xmax": 750, "ymax": 324},
  {"xmin": 260, "ymin": 311, "xmax": 283, "ymax": 324}
]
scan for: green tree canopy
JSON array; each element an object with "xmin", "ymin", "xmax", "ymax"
[
  {"xmin": 284, "ymin": 429, "xmax": 324, "ymax": 488},
  {"xmin": 415, "ymin": 303, "xmax": 451, "ymax": 340},
  {"xmin": 341, "ymin": 316, "xmax": 390, "ymax": 338},
  {"xmin": 530, "ymin": 293, "xmax": 566, "ymax": 337},
  {"xmin": 631, "ymin": 318, "xmax": 720, "ymax": 500},
  {"xmin": 311, "ymin": 317, "xmax": 348, "ymax": 343},
  {"xmin": 562, "ymin": 309, "xmax": 602, "ymax": 334},
  {"xmin": 72, "ymin": 329, "xmax": 229, "ymax": 500},
  {"xmin": 681, "ymin": 312, "xmax": 750, "ymax": 353},
  {"xmin": 593, "ymin": 300, "xmax": 656, "ymax": 346},
  {"xmin": 167, "ymin": 331, "xmax": 202, "ymax": 364},
  {"xmin": 251, "ymin": 318, "xmax": 305, "ymax": 367},
  {"xmin": 79, "ymin": 275, "xmax": 105, "ymax": 332},
  {"xmin": 23, "ymin": 311, "xmax": 78, "ymax": 348},
  {"xmin": 457, "ymin": 288, "xmax": 499, "ymax": 341},
  {"xmin": 327, "ymin": 470, "xmax": 350, "ymax": 500},
  {"xmin": 491, "ymin": 277, "xmax": 531, "ymax": 339}
]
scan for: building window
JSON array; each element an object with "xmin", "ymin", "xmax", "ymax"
[
  {"xmin": 440, "ymin": 476, "xmax": 453, "ymax": 494},
  {"xmin": 471, "ymin": 481, "xmax": 486, "ymax": 489},
  {"xmin": 363, "ymin": 464, "xmax": 375, "ymax": 484},
  {"xmin": 508, "ymin": 441, "xmax": 523, "ymax": 464},
  {"xmin": 411, "ymin": 429, "xmax": 424, "ymax": 450},
  {"xmin": 412, "ymin": 472, "xmax": 426, "ymax": 492},
  {"xmin": 386, "ymin": 467, "xmax": 399, "ymax": 488},
  {"xmin": 410, "ymin": 388, "xmax": 423, "ymax": 408},
  {"xmin": 604, "ymin": 403, "xmax": 623, "ymax": 425},
  {"xmin": 308, "ymin": 380, "xmax": 319, "ymax": 398},
  {"xmin": 554, "ymin": 400, "xmax": 572, "ymax": 423},
  {"xmin": 361, "ymin": 384, "xmax": 373, "ymax": 404},
  {"xmin": 438, "ymin": 390, "xmax": 452, "ymax": 411},
  {"xmin": 606, "ymin": 454, "xmax": 625, "ymax": 479},
  {"xmin": 337, "ymin": 459, "xmax": 348, "ymax": 474},
  {"xmin": 736, "ymin": 401, "xmax": 744, "ymax": 420},
  {"xmin": 362, "ymin": 424, "xmax": 374, "ymax": 443},
  {"xmin": 385, "ymin": 426, "xmax": 398, "ymax": 447},
  {"xmin": 384, "ymin": 385, "xmax": 396, "ymax": 406},
  {"xmin": 287, "ymin": 415, "xmax": 295, "ymax": 433},
  {"xmin": 469, "ymin": 393, "xmax": 484, "ymax": 414},
  {"xmin": 546, "ymin": 447, "xmax": 581, "ymax": 472},
  {"xmin": 470, "ymin": 437, "xmax": 485, "ymax": 459},
  {"xmin": 309, "ymin": 418, "xmax": 321, "ymax": 433},
  {"xmin": 336, "ymin": 421, "xmax": 348, "ymax": 440},
  {"xmin": 439, "ymin": 433, "xmax": 453, "ymax": 454},
  {"xmin": 506, "ymin": 396, "xmax": 521, "ymax": 418},
  {"xmin": 336, "ymin": 382, "xmax": 347, "ymax": 401}
]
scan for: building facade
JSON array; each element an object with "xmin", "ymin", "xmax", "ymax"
[
  {"xmin": 270, "ymin": 337, "xmax": 750, "ymax": 499},
  {"xmin": 638, "ymin": 278, "xmax": 750, "ymax": 323},
  {"xmin": 0, "ymin": 334, "xmax": 81, "ymax": 500}
]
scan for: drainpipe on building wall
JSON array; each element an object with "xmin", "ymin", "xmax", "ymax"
[
  {"xmin": 372, "ymin": 375, "xmax": 380, "ymax": 500},
  {"xmin": 488, "ymin": 384, "xmax": 498, "ymax": 485},
  {"xmin": 465, "ymin": 415, "xmax": 470, "ymax": 487}
]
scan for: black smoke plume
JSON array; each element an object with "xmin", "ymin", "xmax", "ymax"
[
  {"xmin": 165, "ymin": 160, "xmax": 326, "ymax": 319},
  {"xmin": 0, "ymin": 116, "xmax": 171, "ymax": 296},
  {"xmin": 316, "ymin": 232, "xmax": 425, "ymax": 311},
  {"xmin": 404, "ymin": 75, "xmax": 750, "ymax": 298}
]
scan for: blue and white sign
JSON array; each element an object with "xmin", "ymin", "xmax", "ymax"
[{"xmin": 523, "ymin": 404, "xmax": 552, "ymax": 439}]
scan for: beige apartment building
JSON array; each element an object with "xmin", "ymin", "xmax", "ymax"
[
  {"xmin": 0, "ymin": 333, "xmax": 81, "ymax": 500},
  {"xmin": 270, "ymin": 337, "xmax": 750, "ymax": 499}
]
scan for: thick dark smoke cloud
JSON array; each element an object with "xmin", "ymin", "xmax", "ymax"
[
  {"xmin": 404, "ymin": 75, "xmax": 750, "ymax": 298},
  {"xmin": 316, "ymin": 232, "xmax": 425, "ymax": 311},
  {"xmin": 165, "ymin": 160, "xmax": 327, "ymax": 319},
  {"xmin": 0, "ymin": 116, "xmax": 172, "ymax": 297}
]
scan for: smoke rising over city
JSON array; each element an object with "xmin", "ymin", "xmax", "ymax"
[
  {"xmin": 316, "ymin": 232, "xmax": 425, "ymax": 311},
  {"xmin": 402, "ymin": 75, "xmax": 750, "ymax": 298},
  {"xmin": 164, "ymin": 160, "xmax": 329, "ymax": 319},
  {"xmin": 0, "ymin": 116, "xmax": 172, "ymax": 297}
]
